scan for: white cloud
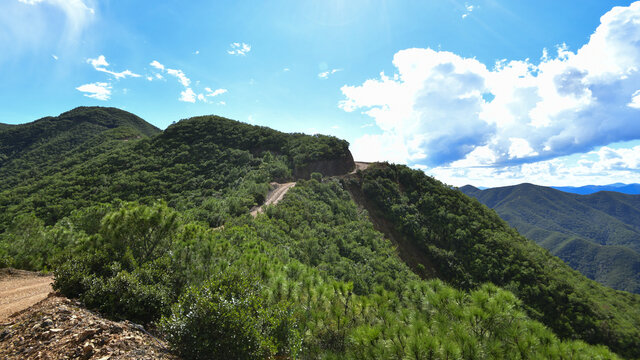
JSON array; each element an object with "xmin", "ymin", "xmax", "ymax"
[
  {"xmin": 318, "ymin": 68, "xmax": 342, "ymax": 79},
  {"xmin": 146, "ymin": 76, "xmax": 153, "ymax": 81},
  {"xmin": 179, "ymin": 88, "xmax": 196, "ymax": 103},
  {"xmin": 227, "ymin": 42, "xmax": 251, "ymax": 56},
  {"xmin": 76, "ymin": 82, "xmax": 111, "ymax": 100},
  {"xmin": 166, "ymin": 68, "xmax": 190, "ymax": 87},
  {"xmin": 430, "ymin": 143, "xmax": 640, "ymax": 187},
  {"xmin": 194, "ymin": 50, "xmax": 200, "ymax": 55},
  {"xmin": 155, "ymin": 73, "xmax": 163, "ymax": 80},
  {"xmin": 150, "ymin": 59, "xmax": 220, "ymax": 104},
  {"xmin": 87, "ymin": 55, "xmax": 140, "ymax": 79},
  {"xmin": 206, "ymin": 88, "xmax": 227, "ymax": 97},
  {"xmin": 462, "ymin": 3, "xmax": 474, "ymax": 18},
  {"xmin": 88, "ymin": 55, "xmax": 108, "ymax": 68},
  {"xmin": 342, "ymin": 1, "xmax": 640, "ymax": 172},
  {"xmin": 150, "ymin": 60, "xmax": 164, "ymax": 71},
  {"xmin": 629, "ymin": 89, "xmax": 640, "ymax": 108},
  {"xmin": 283, "ymin": 68, "xmax": 290, "ymax": 72}
]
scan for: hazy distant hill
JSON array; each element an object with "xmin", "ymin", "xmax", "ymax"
[
  {"xmin": 460, "ymin": 183, "xmax": 640, "ymax": 294},
  {"xmin": 553, "ymin": 183, "xmax": 640, "ymax": 195}
]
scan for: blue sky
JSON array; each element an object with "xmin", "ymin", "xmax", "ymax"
[{"xmin": 1, "ymin": 0, "xmax": 639, "ymax": 187}]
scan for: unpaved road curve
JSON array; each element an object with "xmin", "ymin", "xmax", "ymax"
[
  {"xmin": 251, "ymin": 182, "xmax": 296, "ymax": 217},
  {"xmin": 351, "ymin": 161, "xmax": 371, "ymax": 174},
  {"xmin": 0, "ymin": 269, "xmax": 53, "ymax": 323}
]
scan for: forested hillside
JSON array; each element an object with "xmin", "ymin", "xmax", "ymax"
[
  {"xmin": 344, "ymin": 164, "xmax": 640, "ymax": 358},
  {"xmin": 0, "ymin": 107, "xmax": 637, "ymax": 359},
  {"xmin": 461, "ymin": 184, "xmax": 640, "ymax": 294},
  {"xmin": 0, "ymin": 107, "xmax": 160, "ymax": 185},
  {"xmin": 0, "ymin": 108, "xmax": 354, "ymax": 232}
]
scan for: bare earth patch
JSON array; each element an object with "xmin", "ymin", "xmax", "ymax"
[{"xmin": 0, "ymin": 269, "xmax": 52, "ymax": 323}]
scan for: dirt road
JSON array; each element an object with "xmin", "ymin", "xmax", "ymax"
[
  {"xmin": 250, "ymin": 182, "xmax": 296, "ymax": 217},
  {"xmin": 0, "ymin": 269, "xmax": 53, "ymax": 323},
  {"xmin": 352, "ymin": 162, "xmax": 371, "ymax": 174}
]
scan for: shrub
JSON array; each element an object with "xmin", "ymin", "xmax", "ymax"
[{"xmin": 160, "ymin": 272, "xmax": 297, "ymax": 360}]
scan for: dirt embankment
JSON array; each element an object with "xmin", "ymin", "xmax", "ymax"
[{"xmin": 0, "ymin": 269, "xmax": 175, "ymax": 359}]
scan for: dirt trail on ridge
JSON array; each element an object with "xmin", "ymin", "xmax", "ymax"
[
  {"xmin": 351, "ymin": 162, "xmax": 371, "ymax": 174},
  {"xmin": 250, "ymin": 182, "xmax": 296, "ymax": 217},
  {"xmin": 0, "ymin": 269, "xmax": 53, "ymax": 323}
]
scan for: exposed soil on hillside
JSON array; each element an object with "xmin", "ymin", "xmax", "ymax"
[
  {"xmin": 0, "ymin": 294, "xmax": 176, "ymax": 359},
  {"xmin": 0, "ymin": 269, "xmax": 52, "ymax": 323},
  {"xmin": 352, "ymin": 161, "xmax": 371, "ymax": 173},
  {"xmin": 342, "ymin": 173, "xmax": 437, "ymax": 280},
  {"xmin": 251, "ymin": 182, "xmax": 296, "ymax": 216}
]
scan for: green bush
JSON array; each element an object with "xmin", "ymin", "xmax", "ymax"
[{"xmin": 160, "ymin": 272, "xmax": 297, "ymax": 360}]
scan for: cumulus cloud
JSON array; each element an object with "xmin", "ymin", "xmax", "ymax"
[
  {"xmin": 431, "ymin": 143, "xmax": 640, "ymax": 187},
  {"xmin": 87, "ymin": 55, "xmax": 140, "ymax": 79},
  {"xmin": 227, "ymin": 42, "xmax": 251, "ymax": 56},
  {"xmin": 179, "ymin": 88, "xmax": 196, "ymax": 103},
  {"xmin": 76, "ymin": 82, "xmax": 111, "ymax": 100},
  {"xmin": 342, "ymin": 1, "xmax": 640, "ymax": 171},
  {"xmin": 319, "ymin": 68, "xmax": 342, "ymax": 79},
  {"xmin": 149, "ymin": 60, "xmax": 164, "ymax": 71}
]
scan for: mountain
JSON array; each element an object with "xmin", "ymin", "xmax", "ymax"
[
  {"xmin": 0, "ymin": 107, "xmax": 161, "ymax": 193},
  {"xmin": 460, "ymin": 183, "xmax": 640, "ymax": 294},
  {"xmin": 0, "ymin": 108, "xmax": 354, "ymax": 229},
  {"xmin": 345, "ymin": 165, "xmax": 640, "ymax": 357},
  {"xmin": 0, "ymin": 107, "xmax": 638, "ymax": 358},
  {"xmin": 553, "ymin": 183, "xmax": 640, "ymax": 195}
]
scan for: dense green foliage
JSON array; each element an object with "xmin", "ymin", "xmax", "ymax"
[
  {"xmin": 345, "ymin": 163, "xmax": 640, "ymax": 358},
  {"xmin": 461, "ymin": 184, "xmax": 640, "ymax": 293},
  {"xmin": 0, "ymin": 108, "xmax": 352, "ymax": 233},
  {"xmin": 42, "ymin": 182, "xmax": 621, "ymax": 359},
  {"xmin": 0, "ymin": 107, "xmax": 636, "ymax": 358}
]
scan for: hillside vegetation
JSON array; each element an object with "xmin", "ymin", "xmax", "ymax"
[
  {"xmin": 344, "ymin": 164, "xmax": 640, "ymax": 358},
  {"xmin": 0, "ymin": 107, "xmax": 636, "ymax": 359},
  {"xmin": 461, "ymin": 184, "xmax": 640, "ymax": 294}
]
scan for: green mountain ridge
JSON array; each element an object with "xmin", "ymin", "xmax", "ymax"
[
  {"xmin": 1, "ymin": 107, "xmax": 638, "ymax": 359},
  {"xmin": 460, "ymin": 183, "xmax": 640, "ymax": 294}
]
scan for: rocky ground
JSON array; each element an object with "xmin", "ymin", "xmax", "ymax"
[{"xmin": 0, "ymin": 293, "xmax": 176, "ymax": 360}]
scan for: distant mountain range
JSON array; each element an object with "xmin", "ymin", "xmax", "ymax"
[
  {"xmin": 461, "ymin": 183, "xmax": 640, "ymax": 294},
  {"xmin": 552, "ymin": 183, "xmax": 640, "ymax": 195}
]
